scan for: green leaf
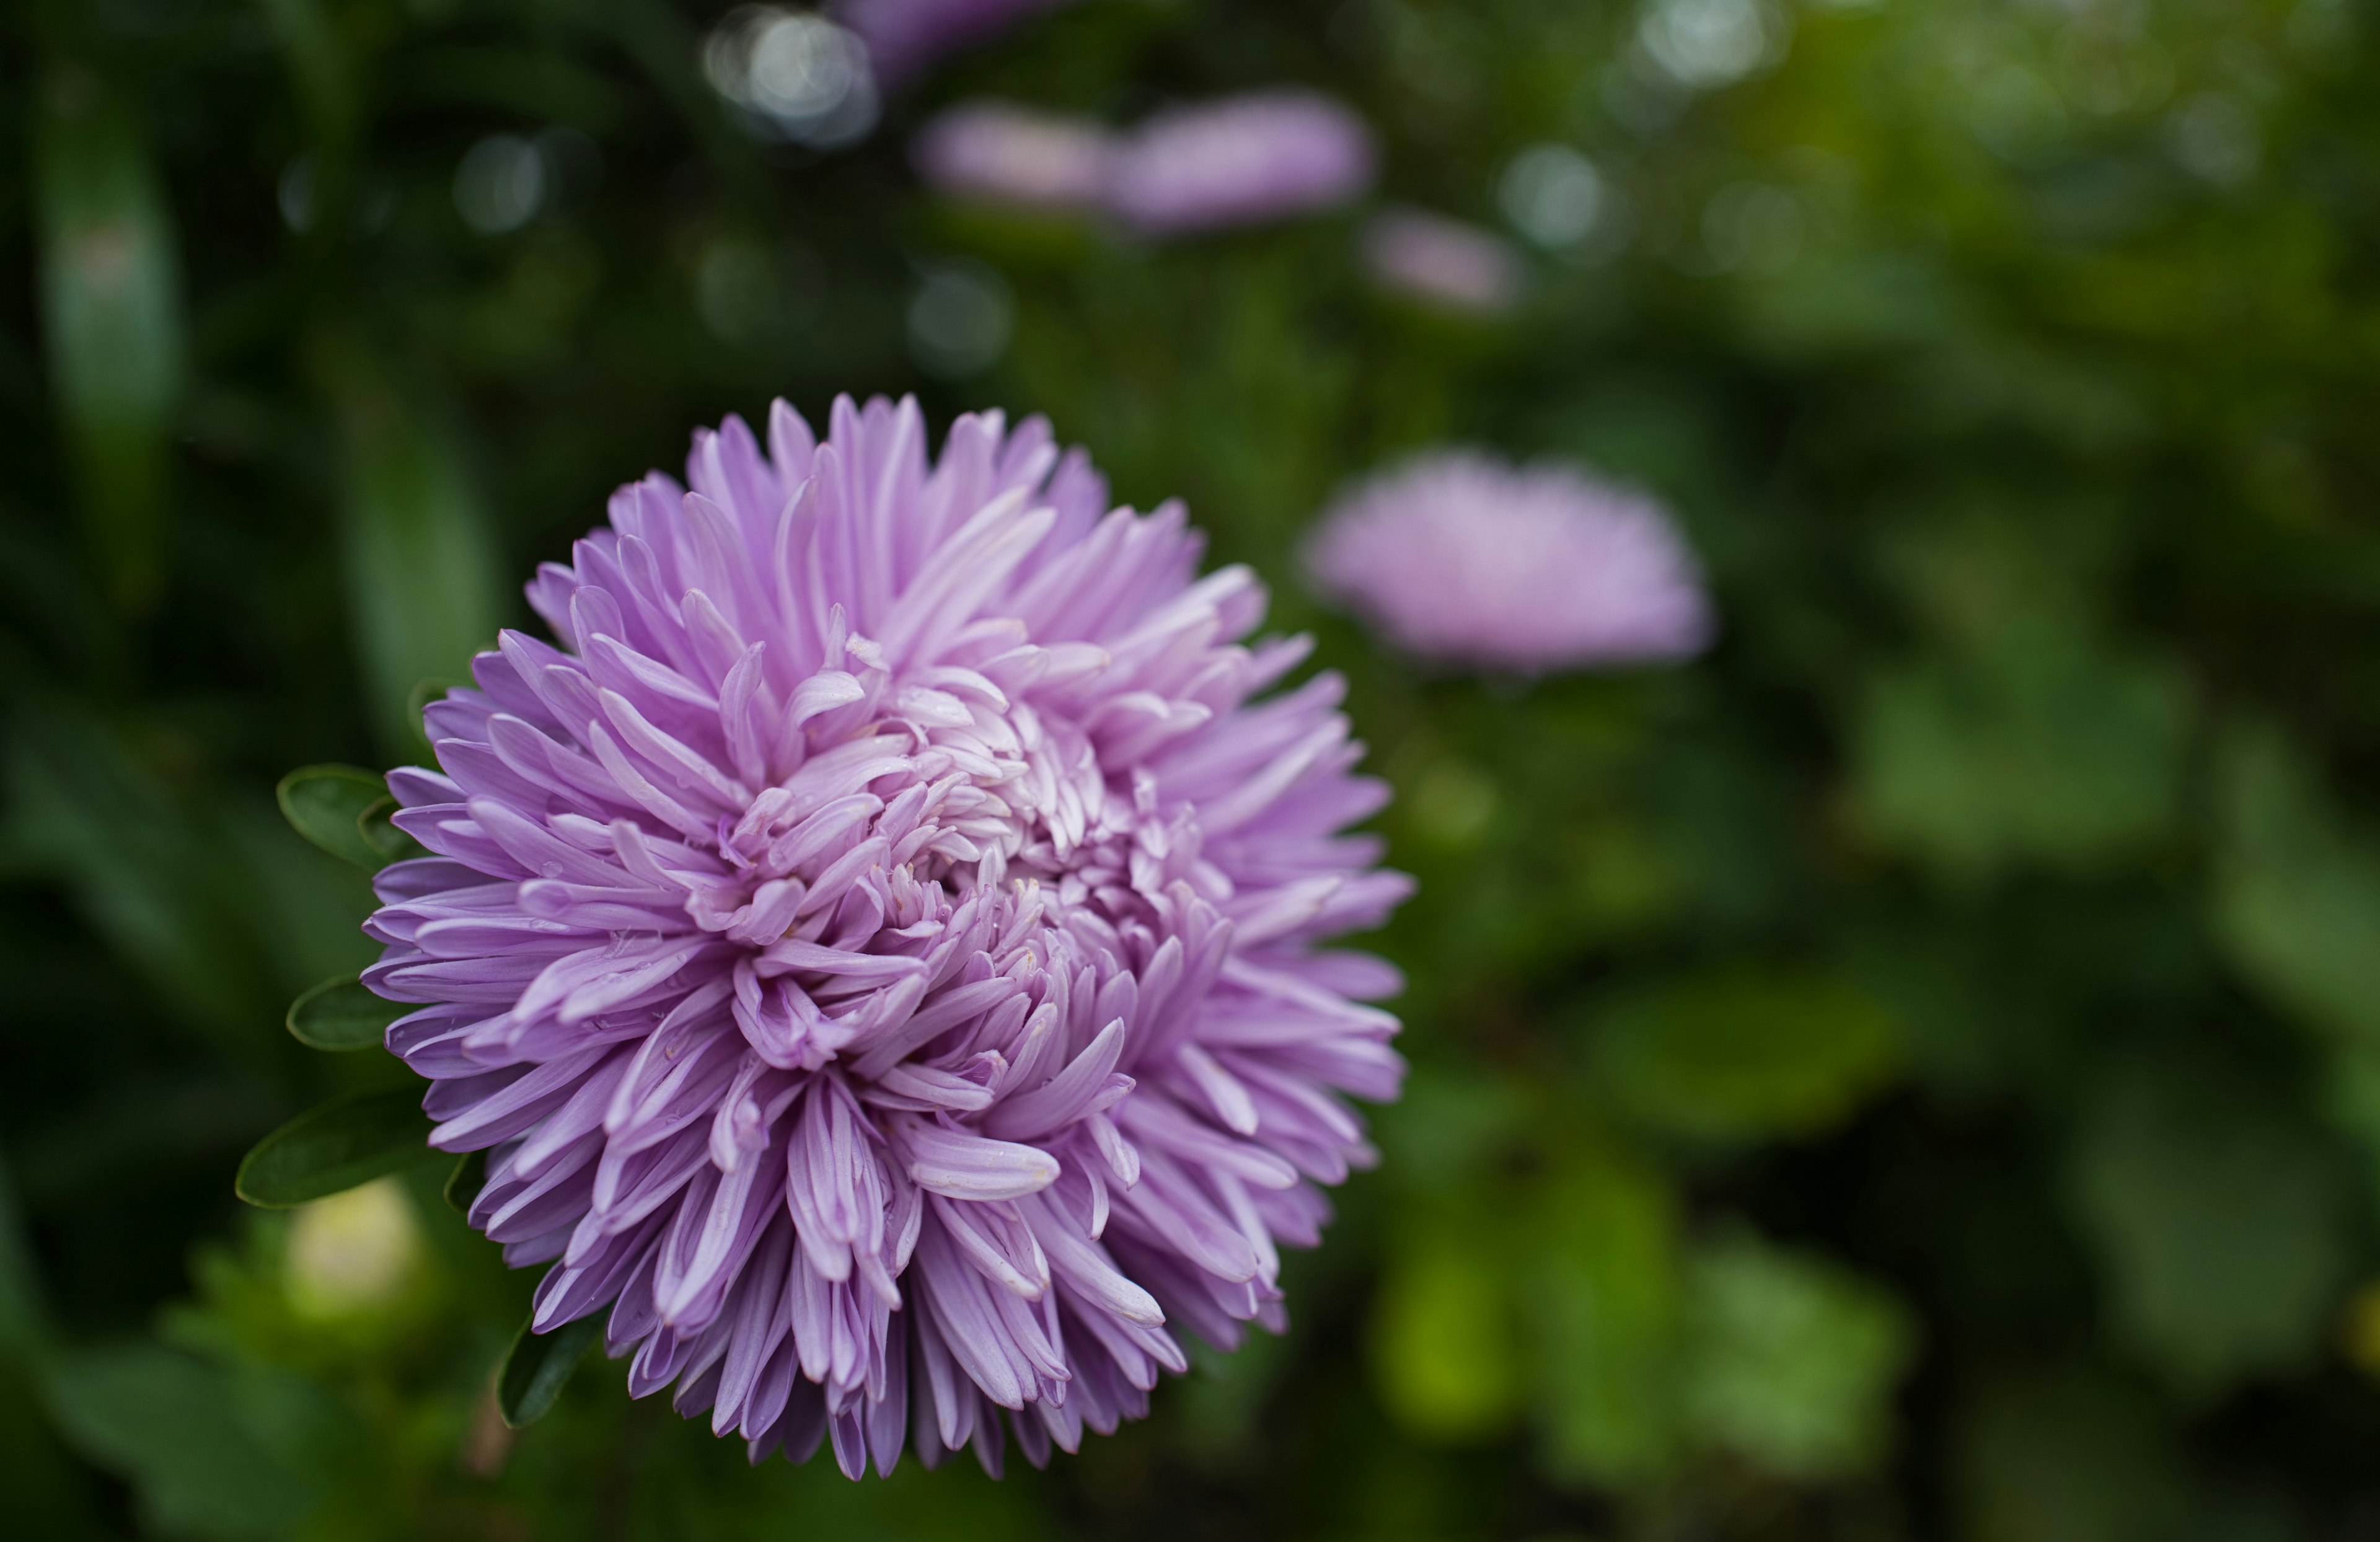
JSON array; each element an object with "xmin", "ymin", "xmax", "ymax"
[
  {"xmin": 235, "ymin": 1088, "xmax": 437, "ymax": 1209},
  {"xmin": 358, "ymin": 797, "xmax": 420, "ymax": 863},
  {"xmin": 443, "ymin": 1148, "xmax": 488, "ymax": 1215},
  {"xmin": 2209, "ymin": 723, "xmax": 2380, "ymax": 1045},
  {"xmin": 2065, "ymin": 1058, "xmax": 2350, "ymax": 1394},
  {"xmin": 44, "ymin": 1343, "xmax": 320, "ymax": 1540},
  {"xmin": 1681, "ymin": 1227, "xmax": 1917, "ymax": 1481},
  {"xmin": 498, "ymin": 1311, "xmax": 603, "ymax": 1428},
  {"xmin": 284, "ymin": 976, "xmax": 403, "ymax": 1051},
  {"xmin": 32, "ymin": 63, "xmax": 187, "ymax": 611},
  {"xmin": 1370, "ymin": 1215, "xmax": 1522, "ymax": 1442},
  {"xmin": 1851, "ymin": 619, "xmax": 2190, "ymax": 882},
  {"xmin": 1525, "ymin": 1146, "xmax": 1683, "ymax": 1486},
  {"xmin": 275, "ymin": 765, "xmax": 392, "ymax": 871},
  {"xmin": 1593, "ymin": 965, "xmax": 1900, "ymax": 1143},
  {"xmin": 405, "ymin": 676, "xmax": 464, "ymax": 723}
]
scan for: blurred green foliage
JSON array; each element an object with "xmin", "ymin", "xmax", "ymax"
[{"xmin": 4, "ymin": 0, "xmax": 2380, "ymax": 1537}]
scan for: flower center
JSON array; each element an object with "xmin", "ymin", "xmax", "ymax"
[{"xmin": 666, "ymin": 640, "xmax": 1222, "ymax": 1079}]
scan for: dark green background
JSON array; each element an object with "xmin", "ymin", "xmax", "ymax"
[{"xmin": 6, "ymin": 0, "xmax": 2380, "ymax": 1536}]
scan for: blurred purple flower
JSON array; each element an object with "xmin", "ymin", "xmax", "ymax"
[
  {"xmin": 367, "ymin": 396, "xmax": 1410, "ymax": 1477},
  {"xmin": 1305, "ymin": 451, "xmax": 1713, "ymax": 672},
  {"xmin": 833, "ymin": 0, "xmax": 1073, "ymax": 86},
  {"xmin": 1360, "ymin": 208, "xmax": 1522, "ymax": 313},
  {"xmin": 1106, "ymin": 92, "xmax": 1376, "ymax": 236},
  {"xmin": 913, "ymin": 102, "xmax": 1116, "ymax": 211}
]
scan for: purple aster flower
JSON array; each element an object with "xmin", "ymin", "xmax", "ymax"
[
  {"xmin": 366, "ymin": 395, "xmax": 1410, "ymax": 1478},
  {"xmin": 1360, "ymin": 208, "xmax": 1522, "ymax": 314},
  {"xmin": 834, "ymin": 0, "xmax": 1073, "ymax": 87},
  {"xmin": 913, "ymin": 102, "xmax": 1116, "ymax": 211},
  {"xmin": 1305, "ymin": 450, "xmax": 1713, "ymax": 672},
  {"xmin": 1104, "ymin": 92, "xmax": 1376, "ymax": 236}
]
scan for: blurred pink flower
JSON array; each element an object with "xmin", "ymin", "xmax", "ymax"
[
  {"xmin": 1105, "ymin": 92, "xmax": 1375, "ymax": 236},
  {"xmin": 913, "ymin": 102, "xmax": 1116, "ymax": 210},
  {"xmin": 1360, "ymin": 208, "xmax": 1522, "ymax": 312},
  {"xmin": 835, "ymin": 0, "xmax": 1073, "ymax": 86},
  {"xmin": 1306, "ymin": 451, "xmax": 1713, "ymax": 672}
]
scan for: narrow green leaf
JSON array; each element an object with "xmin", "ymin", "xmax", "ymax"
[
  {"xmin": 276, "ymin": 764, "xmax": 390, "ymax": 870},
  {"xmin": 286, "ymin": 976, "xmax": 403, "ymax": 1051},
  {"xmin": 443, "ymin": 1149, "xmax": 487, "ymax": 1215},
  {"xmin": 33, "ymin": 63, "xmax": 187, "ymax": 611},
  {"xmin": 498, "ymin": 1311, "xmax": 602, "ymax": 1428},
  {"xmin": 235, "ymin": 1088, "xmax": 436, "ymax": 1209}
]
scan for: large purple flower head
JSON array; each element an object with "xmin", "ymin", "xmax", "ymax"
[
  {"xmin": 1305, "ymin": 450, "xmax": 1714, "ymax": 672},
  {"xmin": 1106, "ymin": 91, "xmax": 1376, "ymax": 236},
  {"xmin": 366, "ymin": 396, "xmax": 1409, "ymax": 1478}
]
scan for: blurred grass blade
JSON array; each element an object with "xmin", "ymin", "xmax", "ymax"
[
  {"xmin": 0, "ymin": 1153, "xmax": 51, "ymax": 1359},
  {"xmin": 315, "ymin": 343, "xmax": 505, "ymax": 759},
  {"xmin": 33, "ymin": 63, "xmax": 186, "ymax": 612},
  {"xmin": 235, "ymin": 1087, "xmax": 436, "ymax": 1208},
  {"xmin": 276, "ymin": 764, "xmax": 392, "ymax": 870},
  {"xmin": 4, "ymin": 702, "xmax": 279, "ymax": 1054},
  {"xmin": 497, "ymin": 1311, "xmax": 602, "ymax": 1428},
  {"xmin": 258, "ymin": 0, "xmax": 354, "ymax": 146},
  {"xmin": 286, "ymin": 976, "xmax": 403, "ymax": 1051},
  {"xmin": 443, "ymin": 1148, "xmax": 487, "ymax": 1215}
]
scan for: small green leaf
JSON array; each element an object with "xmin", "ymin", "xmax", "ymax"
[
  {"xmin": 1849, "ymin": 617, "xmax": 2190, "ymax": 882},
  {"xmin": 2066, "ymin": 1057, "xmax": 2350, "ymax": 1394},
  {"xmin": 401, "ymin": 678, "xmax": 464, "ymax": 762},
  {"xmin": 276, "ymin": 764, "xmax": 392, "ymax": 870},
  {"xmin": 286, "ymin": 976, "xmax": 403, "ymax": 1051},
  {"xmin": 1372, "ymin": 1218, "xmax": 1522, "ymax": 1441},
  {"xmin": 357, "ymin": 796, "xmax": 420, "ymax": 863},
  {"xmin": 406, "ymin": 676, "xmax": 464, "ymax": 723},
  {"xmin": 2210, "ymin": 723, "xmax": 2380, "ymax": 1046},
  {"xmin": 444, "ymin": 1148, "xmax": 487, "ymax": 1215},
  {"xmin": 1681, "ymin": 1227, "xmax": 1918, "ymax": 1481},
  {"xmin": 498, "ymin": 1311, "xmax": 603, "ymax": 1428},
  {"xmin": 235, "ymin": 1088, "xmax": 436, "ymax": 1209},
  {"xmin": 1527, "ymin": 1147, "xmax": 1685, "ymax": 1486},
  {"xmin": 45, "ymin": 1344, "xmax": 320, "ymax": 1538}
]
